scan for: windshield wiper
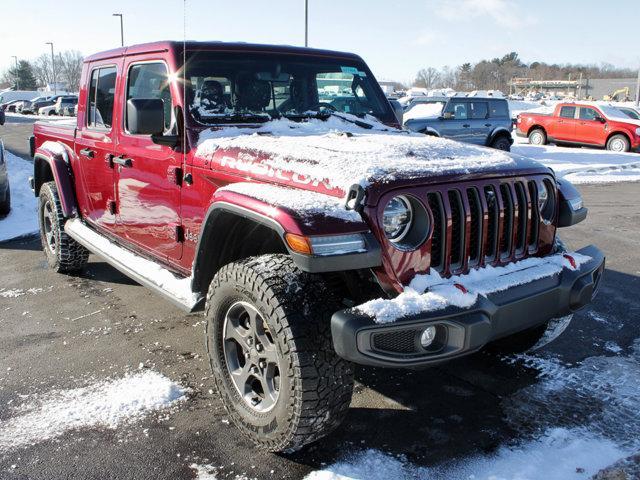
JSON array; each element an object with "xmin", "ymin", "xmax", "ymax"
[
  {"xmin": 286, "ymin": 110, "xmax": 374, "ymax": 129},
  {"xmin": 197, "ymin": 111, "xmax": 272, "ymax": 124}
]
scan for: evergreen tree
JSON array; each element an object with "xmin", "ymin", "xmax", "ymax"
[{"xmin": 8, "ymin": 60, "xmax": 37, "ymax": 90}]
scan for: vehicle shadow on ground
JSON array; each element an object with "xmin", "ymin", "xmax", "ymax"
[{"xmin": 0, "ymin": 233, "xmax": 40, "ymax": 251}]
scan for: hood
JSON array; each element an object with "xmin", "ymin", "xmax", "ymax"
[{"xmin": 194, "ymin": 116, "xmax": 551, "ymax": 204}]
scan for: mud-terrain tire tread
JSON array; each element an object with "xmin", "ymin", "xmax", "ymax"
[
  {"xmin": 205, "ymin": 254, "xmax": 354, "ymax": 452},
  {"xmin": 0, "ymin": 184, "xmax": 10, "ymax": 215},
  {"xmin": 39, "ymin": 181, "xmax": 89, "ymax": 272}
]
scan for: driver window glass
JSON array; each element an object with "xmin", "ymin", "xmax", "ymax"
[
  {"xmin": 126, "ymin": 63, "xmax": 173, "ymax": 132},
  {"xmin": 579, "ymin": 107, "xmax": 598, "ymax": 121},
  {"xmin": 559, "ymin": 106, "xmax": 576, "ymax": 119},
  {"xmin": 87, "ymin": 66, "xmax": 116, "ymax": 129}
]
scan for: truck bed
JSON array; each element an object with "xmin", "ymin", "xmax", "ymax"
[{"xmin": 33, "ymin": 121, "xmax": 76, "ymax": 154}]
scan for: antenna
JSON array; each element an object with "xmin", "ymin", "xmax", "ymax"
[{"xmin": 183, "ymin": 0, "xmax": 187, "ymax": 155}]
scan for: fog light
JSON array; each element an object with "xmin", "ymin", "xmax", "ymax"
[{"xmin": 420, "ymin": 326, "xmax": 437, "ymax": 348}]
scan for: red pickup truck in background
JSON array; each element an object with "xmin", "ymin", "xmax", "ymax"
[{"xmin": 516, "ymin": 102, "xmax": 640, "ymax": 152}]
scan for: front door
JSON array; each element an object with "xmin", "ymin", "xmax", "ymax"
[
  {"xmin": 575, "ymin": 106, "xmax": 606, "ymax": 145},
  {"xmin": 440, "ymin": 100, "xmax": 472, "ymax": 142},
  {"xmin": 74, "ymin": 64, "xmax": 119, "ymax": 231},
  {"xmin": 114, "ymin": 60, "xmax": 183, "ymax": 261},
  {"xmin": 467, "ymin": 100, "xmax": 490, "ymax": 144}
]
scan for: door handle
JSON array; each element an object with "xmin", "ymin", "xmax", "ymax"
[
  {"xmin": 484, "ymin": 123, "xmax": 492, "ymax": 127},
  {"xmin": 463, "ymin": 124, "xmax": 470, "ymax": 128},
  {"xmin": 112, "ymin": 156, "xmax": 133, "ymax": 168},
  {"xmin": 79, "ymin": 148, "xmax": 95, "ymax": 158}
]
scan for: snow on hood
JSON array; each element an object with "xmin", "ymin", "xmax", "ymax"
[{"xmin": 195, "ymin": 115, "xmax": 517, "ymax": 193}]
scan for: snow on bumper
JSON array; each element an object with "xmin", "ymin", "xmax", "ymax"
[{"xmin": 331, "ymin": 246, "xmax": 605, "ymax": 367}]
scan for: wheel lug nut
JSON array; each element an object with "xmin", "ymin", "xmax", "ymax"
[
  {"xmin": 250, "ymin": 396, "xmax": 260, "ymax": 406},
  {"xmin": 247, "ymin": 338, "xmax": 253, "ymax": 346},
  {"xmin": 259, "ymin": 361, "xmax": 266, "ymax": 369},
  {"xmin": 255, "ymin": 344, "xmax": 263, "ymax": 352}
]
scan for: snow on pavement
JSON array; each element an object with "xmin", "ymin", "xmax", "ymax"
[
  {"xmin": 0, "ymin": 151, "xmax": 38, "ymax": 242},
  {"xmin": 0, "ymin": 370, "xmax": 187, "ymax": 453},
  {"xmin": 304, "ymin": 340, "xmax": 640, "ymax": 480}
]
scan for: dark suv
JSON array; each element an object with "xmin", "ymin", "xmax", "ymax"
[{"xmin": 404, "ymin": 96, "xmax": 513, "ymax": 151}]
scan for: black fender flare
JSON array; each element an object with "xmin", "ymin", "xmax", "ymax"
[
  {"xmin": 487, "ymin": 127, "xmax": 513, "ymax": 146},
  {"xmin": 33, "ymin": 142, "xmax": 77, "ymax": 217}
]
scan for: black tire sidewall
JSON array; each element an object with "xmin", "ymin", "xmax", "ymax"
[
  {"xmin": 492, "ymin": 136, "xmax": 511, "ymax": 151},
  {"xmin": 0, "ymin": 183, "xmax": 9, "ymax": 215},
  {"xmin": 206, "ymin": 273, "xmax": 298, "ymax": 445}
]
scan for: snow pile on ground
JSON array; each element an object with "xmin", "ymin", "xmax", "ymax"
[
  {"xmin": 0, "ymin": 151, "xmax": 38, "ymax": 242},
  {"xmin": 305, "ymin": 428, "xmax": 624, "ymax": 480},
  {"xmin": 356, "ymin": 251, "xmax": 590, "ymax": 323},
  {"xmin": 65, "ymin": 219, "xmax": 200, "ymax": 308},
  {"xmin": 403, "ymin": 102, "xmax": 445, "ymax": 122},
  {"xmin": 219, "ymin": 182, "xmax": 363, "ymax": 225},
  {"xmin": 512, "ymin": 142, "xmax": 640, "ymax": 184},
  {"xmin": 197, "ymin": 116, "xmax": 515, "ymax": 193},
  {"xmin": 0, "ymin": 370, "xmax": 186, "ymax": 453}
]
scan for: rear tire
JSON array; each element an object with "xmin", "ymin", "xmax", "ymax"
[
  {"xmin": 205, "ymin": 254, "xmax": 354, "ymax": 452},
  {"xmin": 606, "ymin": 134, "xmax": 630, "ymax": 152},
  {"xmin": 490, "ymin": 135, "xmax": 512, "ymax": 151},
  {"xmin": 0, "ymin": 184, "xmax": 10, "ymax": 215},
  {"xmin": 528, "ymin": 128, "xmax": 547, "ymax": 146},
  {"xmin": 38, "ymin": 182, "xmax": 89, "ymax": 273}
]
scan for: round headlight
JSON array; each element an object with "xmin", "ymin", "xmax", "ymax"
[
  {"xmin": 383, "ymin": 196, "xmax": 412, "ymax": 241},
  {"xmin": 538, "ymin": 180, "xmax": 556, "ymax": 223}
]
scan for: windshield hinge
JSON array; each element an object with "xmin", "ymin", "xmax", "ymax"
[{"xmin": 345, "ymin": 184, "xmax": 365, "ymax": 212}]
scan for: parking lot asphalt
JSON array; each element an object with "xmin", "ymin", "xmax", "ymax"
[{"xmin": 1, "ymin": 117, "xmax": 639, "ymax": 479}]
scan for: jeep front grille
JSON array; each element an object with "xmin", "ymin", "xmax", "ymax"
[{"xmin": 428, "ymin": 179, "xmax": 542, "ymax": 275}]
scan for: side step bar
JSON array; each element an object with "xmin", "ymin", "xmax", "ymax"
[{"xmin": 64, "ymin": 219, "xmax": 203, "ymax": 312}]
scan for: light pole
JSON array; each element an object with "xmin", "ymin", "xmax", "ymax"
[
  {"xmin": 635, "ymin": 67, "xmax": 640, "ymax": 107},
  {"xmin": 45, "ymin": 42, "xmax": 57, "ymax": 95},
  {"xmin": 304, "ymin": 0, "xmax": 308, "ymax": 47},
  {"xmin": 11, "ymin": 56, "xmax": 18, "ymax": 90},
  {"xmin": 113, "ymin": 13, "xmax": 124, "ymax": 47}
]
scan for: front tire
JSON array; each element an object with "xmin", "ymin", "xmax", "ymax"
[
  {"xmin": 528, "ymin": 128, "xmax": 547, "ymax": 145},
  {"xmin": 38, "ymin": 182, "xmax": 89, "ymax": 272},
  {"xmin": 205, "ymin": 254, "xmax": 354, "ymax": 452},
  {"xmin": 606, "ymin": 134, "xmax": 630, "ymax": 152}
]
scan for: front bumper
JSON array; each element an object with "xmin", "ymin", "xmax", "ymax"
[{"xmin": 331, "ymin": 245, "xmax": 605, "ymax": 368}]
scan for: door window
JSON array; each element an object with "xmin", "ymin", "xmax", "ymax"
[
  {"xmin": 87, "ymin": 66, "xmax": 117, "ymax": 129},
  {"xmin": 470, "ymin": 102, "xmax": 488, "ymax": 119},
  {"xmin": 489, "ymin": 100, "xmax": 509, "ymax": 118},
  {"xmin": 126, "ymin": 62, "xmax": 173, "ymax": 133},
  {"xmin": 579, "ymin": 107, "xmax": 598, "ymax": 121},
  {"xmin": 444, "ymin": 101, "xmax": 468, "ymax": 120},
  {"xmin": 559, "ymin": 106, "xmax": 576, "ymax": 119}
]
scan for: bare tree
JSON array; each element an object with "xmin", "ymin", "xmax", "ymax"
[
  {"xmin": 32, "ymin": 53, "xmax": 55, "ymax": 88},
  {"xmin": 414, "ymin": 67, "xmax": 441, "ymax": 89},
  {"xmin": 57, "ymin": 50, "xmax": 83, "ymax": 91}
]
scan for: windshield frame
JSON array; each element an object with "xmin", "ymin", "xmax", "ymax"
[{"xmin": 181, "ymin": 50, "xmax": 396, "ymax": 128}]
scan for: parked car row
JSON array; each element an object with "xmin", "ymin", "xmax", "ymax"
[{"xmin": 0, "ymin": 94, "xmax": 78, "ymax": 116}]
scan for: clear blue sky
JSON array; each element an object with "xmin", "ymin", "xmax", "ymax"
[{"xmin": 1, "ymin": 0, "xmax": 638, "ymax": 85}]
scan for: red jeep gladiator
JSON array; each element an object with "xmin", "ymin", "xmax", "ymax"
[
  {"xmin": 516, "ymin": 102, "xmax": 640, "ymax": 152},
  {"xmin": 30, "ymin": 41, "xmax": 604, "ymax": 452}
]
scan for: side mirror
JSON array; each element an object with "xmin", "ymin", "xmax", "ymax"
[
  {"xmin": 595, "ymin": 116, "xmax": 606, "ymax": 123},
  {"xmin": 126, "ymin": 98, "xmax": 165, "ymax": 135},
  {"xmin": 442, "ymin": 111, "xmax": 454, "ymax": 120},
  {"xmin": 388, "ymin": 98, "xmax": 404, "ymax": 124}
]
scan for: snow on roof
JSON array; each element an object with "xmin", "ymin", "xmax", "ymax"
[
  {"xmin": 356, "ymin": 251, "xmax": 591, "ymax": 324},
  {"xmin": 219, "ymin": 182, "xmax": 363, "ymax": 225},
  {"xmin": 196, "ymin": 116, "xmax": 516, "ymax": 193}
]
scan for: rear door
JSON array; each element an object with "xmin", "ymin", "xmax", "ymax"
[
  {"xmin": 575, "ymin": 106, "xmax": 606, "ymax": 145},
  {"xmin": 74, "ymin": 63, "xmax": 119, "ymax": 231},
  {"xmin": 113, "ymin": 60, "xmax": 183, "ymax": 261},
  {"xmin": 550, "ymin": 105, "xmax": 578, "ymax": 141}
]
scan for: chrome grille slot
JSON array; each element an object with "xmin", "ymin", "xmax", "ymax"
[
  {"xmin": 484, "ymin": 185, "xmax": 499, "ymax": 262},
  {"xmin": 527, "ymin": 180, "xmax": 539, "ymax": 251}
]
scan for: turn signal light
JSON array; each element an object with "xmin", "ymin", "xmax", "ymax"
[{"xmin": 285, "ymin": 233, "xmax": 312, "ymax": 255}]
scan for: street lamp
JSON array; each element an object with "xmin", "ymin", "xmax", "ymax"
[
  {"xmin": 45, "ymin": 42, "xmax": 57, "ymax": 95},
  {"xmin": 11, "ymin": 56, "xmax": 18, "ymax": 90},
  {"xmin": 113, "ymin": 13, "xmax": 124, "ymax": 47},
  {"xmin": 304, "ymin": 0, "xmax": 309, "ymax": 47}
]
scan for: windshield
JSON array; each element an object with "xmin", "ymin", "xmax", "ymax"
[
  {"xmin": 599, "ymin": 105, "xmax": 631, "ymax": 120},
  {"xmin": 184, "ymin": 51, "xmax": 395, "ymax": 126}
]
